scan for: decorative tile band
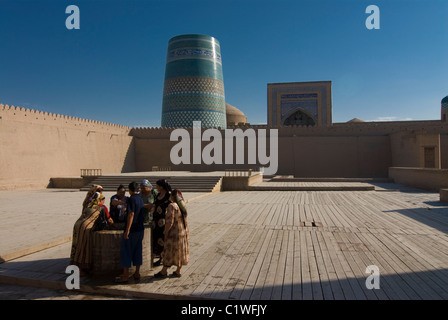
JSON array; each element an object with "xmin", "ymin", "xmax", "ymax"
[
  {"xmin": 163, "ymin": 77, "xmax": 225, "ymax": 97},
  {"xmin": 162, "ymin": 94, "xmax": 226, "ymax": 113},
  {"xmin": 168, "ymin": 34, "xmax": 221, "ymax": 48},
  {"xmin": 161, "ymin": 110, "xmax": 226, "ymax": 128},
  {"xmin": 167, "ymin": 48, "xmax": 222, "ymax": 64},
  {"xmin": 161, "ymin": 75, "xmax": 226, "ymax": 128},
  {"xmin": 281, "ymin": 93, "xmax": 318, "ymax": 99},
  {"xmin": 164, "ymin": 59, "xmax": 224, "ymax": 82},
  {"xmin": 162, "ymin": 34, "xmax": 226, "ymax": 129}
]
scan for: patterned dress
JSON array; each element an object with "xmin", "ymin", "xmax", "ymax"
[
  {"xmin": 162, "ymin": 202, "xmax": 189, "ymax": 267},
  {"xmin": 69, "ymin": 205, "xmax": 103, "ymax": 270},
  {"xmin": 152, "ymin": 192, "xmax": 171, "ymax": 257},
  {"xmin": 140, "ymin": 191, "xmax": 155, "ymax": 224}
]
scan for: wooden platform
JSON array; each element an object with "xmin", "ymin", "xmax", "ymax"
[
  {"xmin": 249, "ymin": 181, "xmax": 376, "ymax": 191},
  {"xmin": 1, "ymin": 188, "xmax": 448, "ymax": 300}
]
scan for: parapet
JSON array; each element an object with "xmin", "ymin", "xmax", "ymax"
[
  {"xmin": 0, "ymin": 103, "xmax": 132, "ymax": 134},
  {"xmin": 3, "ymin": 103, "xmax": 446, "ymax": 138},
  {"xmin": 130, "ymin": 120, "xmax": 448, "ymax": 139}
]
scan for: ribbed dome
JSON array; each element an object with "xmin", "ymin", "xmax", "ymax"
[{"xmin": 226, "ymin": 103, "xmax": 247, "ymax": 125}]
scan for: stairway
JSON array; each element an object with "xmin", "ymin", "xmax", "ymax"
[{"xmin": 80, "ymin": 174, "xmax": 222, "ymax": 193}]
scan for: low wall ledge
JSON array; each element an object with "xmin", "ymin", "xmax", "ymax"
[
  {"xmin": 390, "ymin": 167, "xmax": 448, "ymax": 173},
  {"xmin": 389, "ymin": 167, "xmax": 448, "ymax": 192},
  {"xmin": 441, "ymin": 189, "xmax": 448, "ymax": 203}
]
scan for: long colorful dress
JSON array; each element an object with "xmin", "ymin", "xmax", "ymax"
[
  {"xmin": 151, "ymin": 192, "xmax": 171, "ymax": 257},
  {"xmin": 162, "ymin": 202, "xmax": 189, "ymax": 267},
  {"xmin": 140, "ymin": 190, "xmax": 156, "ymax": 224},
  {"xmin": 69, "ymin": 186, "xmax": 104, "ymax": 271},
  {"xmin": 69, "ymin": 204, "xmax": 103, "ymax": 270}
]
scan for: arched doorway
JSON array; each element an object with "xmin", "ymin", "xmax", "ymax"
[{"xmin": 282, "ymin": 109, "xmax": 317, "ymax": 126}]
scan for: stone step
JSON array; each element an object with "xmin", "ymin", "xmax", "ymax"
[
  {"xmin": 80, "ymin": 175, "xmax": 222, "ymax": 192},
  {"xmin": 83, "ymin": 177, "xmax": 220, "ymax": 181}
]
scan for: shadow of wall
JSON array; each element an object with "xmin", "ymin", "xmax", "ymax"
[
  {"xmin": 441, "ymin": 133, "xmax": 448, "ymax": 169},
  {"xmin": 121, "ymin": 136, "xmax": 136, "ymax": 173}
]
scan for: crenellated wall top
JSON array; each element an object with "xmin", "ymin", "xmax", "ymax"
[
  {"xmin": 0, "ymin": 103, "xmax": 132, "ymax": 133},
  {"xmin": 2, "ymin": 103, "xmax": 447, "ymax": 138},
  {"xmin": 130, "ymin": 120, "xmax": 448, "ymax": 138}
]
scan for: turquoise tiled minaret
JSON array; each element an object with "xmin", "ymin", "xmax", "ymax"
[{"xmin": 161, "ymin": 34, "xmax": 227, "ymax": 128}]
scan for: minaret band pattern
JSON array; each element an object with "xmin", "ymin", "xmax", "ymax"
[{"xmin": 161, "ymin": 34, "xmax": 227, "ymax": 128}]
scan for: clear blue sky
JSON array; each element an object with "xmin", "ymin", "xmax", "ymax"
[{"xmin": 0, "ymin": 0, "xmax": 447, "ymax": 127}]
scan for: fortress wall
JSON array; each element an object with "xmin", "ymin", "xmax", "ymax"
[
  {"xmin": 134, "ymin": 136, "xmax": 173, "ymax": 171},
  {"xmin": 390, "ymin": 131, "xmax": 421, "ymax": 168},
  {"xmin": 2, "ymin": 102, "xmax": 446, "ymax": 189},
  {"xmin": 441, "ymin": 134, "xmax": 448, "ymax": 169},
  {"xmin": 0, "ymin": 104, "xmax": 130, "ymax": 130},
  {"xmin": 133, "ymin": 127, "xmax": 392, "ymax": 177},
  {"xmin": 390, "ymin": 131, "xmax": 442, "ymax": 168},
  {"xmin": 134, "ymin": 135, "xmax": 263, "ymax": 173},
  {"xmin": 0, "ymin": 104, "xmax": 135, "ymax": 190},
  {"xmin": 278, "ymin": 135, "xmax": 391, "ymax": 178},
  {"xmin": 132, "ymin": 121, "xmax": 448, "ymax": 177},
  {"xmin": 132, "ymin": 120, "xmax": 448, "ymax": 139}
]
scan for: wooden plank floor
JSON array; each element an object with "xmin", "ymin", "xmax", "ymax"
[{"xmin": 1, "ymin": 188, "xmax": 448, "ymax": 300}]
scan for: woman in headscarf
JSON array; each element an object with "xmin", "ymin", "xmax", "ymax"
[
  {"xmin": 82, "ymin": 184, "xmax": 103, "ymax": 209},
  {"xmin": 70, "ymin": 187, "xmax": 112, "ymax": 275},
  {"xmin": 140, "ymin": 179, "xmax": 157, "ymax": 225},
  {"xmin": 151, "ymin": 179, "xmax": 172, "ymax": 266},
  {"xmin": 154, "ymin": 189, "xmax": 189, "ymax": 278}
]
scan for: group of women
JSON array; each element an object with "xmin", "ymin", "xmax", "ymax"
[{"xmin": 69, "ymin": 179, "xmax": 190, "ymax": 280}]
